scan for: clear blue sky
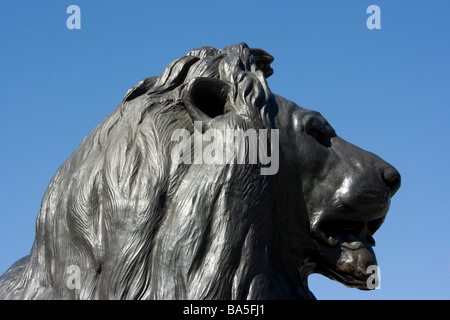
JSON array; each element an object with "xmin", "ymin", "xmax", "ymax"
[{"xmin": 0, "ymin": 0, "xmax": 448, "ymax": 300}]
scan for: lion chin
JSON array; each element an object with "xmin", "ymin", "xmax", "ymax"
[
  {"xmin": 322, "ymin": 237, "xmax": 379, "ymax": 290},
  {"xmin": 0, "ymin": 43, "xmax": 400, "ymax": 300}
]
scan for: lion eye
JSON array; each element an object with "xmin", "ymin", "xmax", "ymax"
[{"xmin": 306, "ymin": 117, "xmax": 332, "ymax": 147}]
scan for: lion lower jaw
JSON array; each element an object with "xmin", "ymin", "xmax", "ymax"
[{"xmin": 336, "ymin": 244, "xmax": 378, "ymax": 287}]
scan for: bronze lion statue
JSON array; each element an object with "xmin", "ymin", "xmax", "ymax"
[{"xmin": 0, "ymin": 43, "xmax": 400, "ymax": 299}]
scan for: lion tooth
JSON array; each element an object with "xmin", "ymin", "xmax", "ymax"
[{"xmin": 327, "ymin": 236, "xmax": 339, "ymax": 246}]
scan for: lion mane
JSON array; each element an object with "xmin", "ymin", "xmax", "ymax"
[{"xmin": 0, "ymin": 43, "xmax": 307, "ymax": 299}]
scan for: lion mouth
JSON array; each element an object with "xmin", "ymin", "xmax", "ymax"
[
  {"xmin": 312, "ymin": 217, "xmax": 384, "ymax": 248},
  {"xmin": 311, "ymin": 216, "xmax": 385, "ymax": 289}
]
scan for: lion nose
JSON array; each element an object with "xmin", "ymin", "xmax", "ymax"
[{"xmin": 382, "ymin": 166, "xmax": 401, "ymax": 197}]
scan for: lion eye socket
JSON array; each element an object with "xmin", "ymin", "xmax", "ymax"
[{"xmin": 306, "ymin": 117, "xmax": 332, "ymax": 147}]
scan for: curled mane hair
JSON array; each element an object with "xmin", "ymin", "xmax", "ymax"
[{"xmin": 1, "ymin": 43, "xmax": 308, "ymax": 299}]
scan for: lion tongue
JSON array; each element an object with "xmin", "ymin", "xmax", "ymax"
[{"xmin": 340, "ymin": 234, "xmax": 374, "ymax": 250}]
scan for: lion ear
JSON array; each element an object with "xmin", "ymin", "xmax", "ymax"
[
  {"xmin": 124, "ymin": 77, "xmax": 158, "ymax": 102},
  {"xmin": 183, "ymin": 77, "xmax": 231, "ymax": 122}
]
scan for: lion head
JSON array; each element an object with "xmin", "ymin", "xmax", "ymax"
[{"xmin": 0, "ymin": 43, "xmax": 400, "ymax": 299}]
